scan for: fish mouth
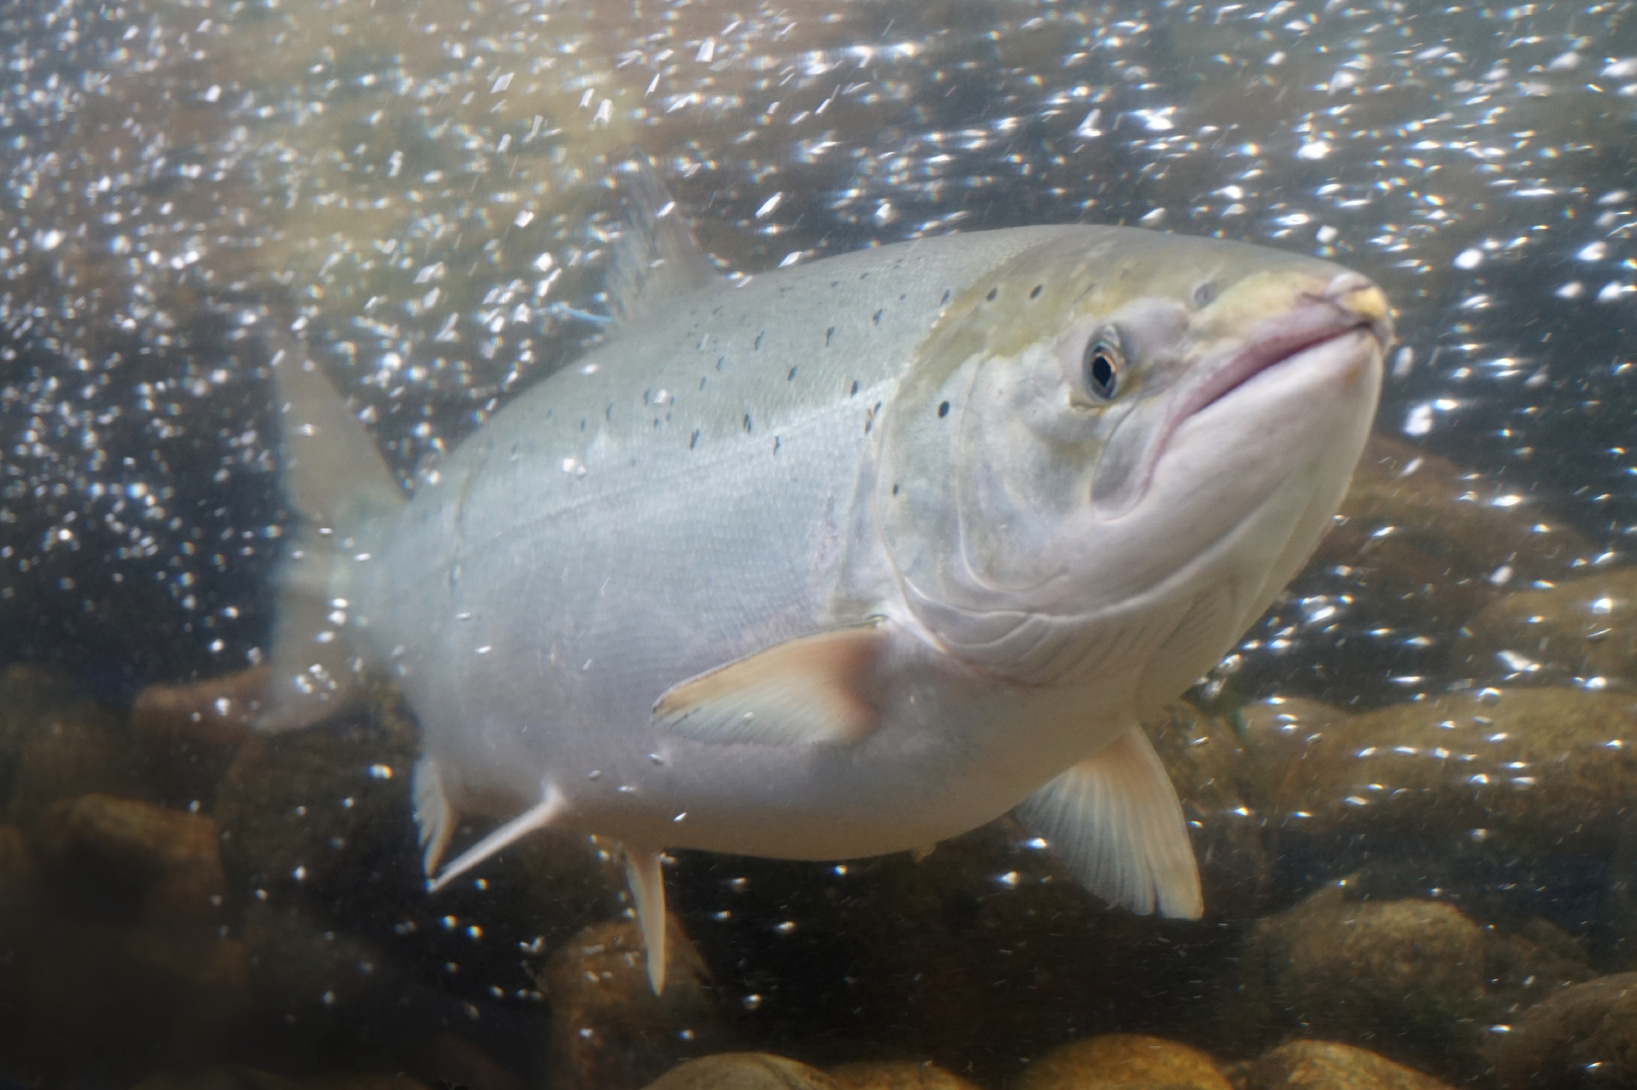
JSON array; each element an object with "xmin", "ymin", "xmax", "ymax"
[
  {"xmin": 1178, "ymin": 271, "xmax": 1393, "ymax": 423},
  {"xmin": 1090, "ymin": 271, "xmax": 1391, "ymax": 521}
]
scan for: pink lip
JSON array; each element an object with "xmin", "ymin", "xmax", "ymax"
[
  {"xmin": 1092, "ymin": 274, "xmax": 1389, "ymax": 520},
  {"xmin": 1176, "ymin": 302, "xmax": 1380, "ymax": 424}
]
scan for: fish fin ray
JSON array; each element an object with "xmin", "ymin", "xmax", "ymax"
[
  {"xmin": 428, "ymin": 780, "xmax": 566, "ymax": 891},
  {"xmin": 1016, "ymin": 726, "xmax": 1203, "ymax": 919},
  {"xmin": 652, "ymin": 621, "xmax": 888, "ymax": 746},
  {"xmin": 606, "ymin": 153, "xmax": 725, "ymax": 328},
  {"xmin": 621, "ymin": 846, "xmax": 668, "ymax": 995},
  {"xmin": 412, "ymin": 755, "xmax": 458, "ymax": 877},
  {"xmin": 259, "ymin": 340, "xmax": 407, "ymax": 732}
]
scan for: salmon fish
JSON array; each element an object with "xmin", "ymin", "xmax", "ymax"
[{"xmin": 263, "ymin": 161, "xmax": 1391, "ymax": 992}]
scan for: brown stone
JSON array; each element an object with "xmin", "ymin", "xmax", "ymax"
[
  {"xmin": 133, "ymin": 1068, "xmax": 300, "ymax": 1090},
  {"xmin": 131, "ymin": 665, "xmax": 271, "ymax": 804},
  {"xmin": 6, "ymin": 698, "xmax": 143, "ymax": 828},
  {"xmin": 417, "ymin": 1033, "xmax": 531, "ymax": 1090},
  {"xmin": 1238, "ymin": 882, "xmax": 1489, "ymax": 1077},
  {"xmin": 1248, "ymin": 688, "xmax": 1637, "ymax": 857},
  {"xmin": 214, "ymin": 702, "xmax": 419, "ymax": 905},
  {"xmin": 640, "ymin": 1053, "xmax": 839, "ymax": 1090},
  {"xmin": 1016, "ymin": 1034, "xmax": 1233, "ymax": 1090},
  {"xmin": 1246, "ymin": 1041, "xmax": 1455, "ymax": 1090},
  {"xmin": 1144, "ymin": 705, "xmax": 1272, "ymax": 917},
  {"xmin": 1316, "ymin": 437, "xmax": 1587, "ymax": 629},
  {"xmin": 0, "ymin": 822, "xmax": 40, "ymax": 940},
  {"xmin": 540, "ymin": 915, "xmax": 728, "ymax": 1090},
  {"xmin": 20, "ymin": 919, "xmax": 253, "ymax": 1076},
  {"xmin": 1456, "ymin": 566, "xmax": 1637, "ymax": 686},
  {"xmin": 1487, "ymin": 971, "xmax": 1637, "ymax": 1088},
  {"xmin": 303, "ymin": 1074, "xmax": 439, "ymax": 1090},
  {"xmin": 240, "ymin": 900, "xmax": 394, "ymax": 1025},
  {"xmin": 829, "ymin": 1060, "xmax": 981, "ymax": 1090},
  {"xmin": 32, "ymin": 792, "xmax": 229, "ymax": 930}
]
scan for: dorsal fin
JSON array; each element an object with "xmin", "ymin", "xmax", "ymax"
[{"xmin": 605, "ymin": 153, "xmax": 725, "ymax": 327}]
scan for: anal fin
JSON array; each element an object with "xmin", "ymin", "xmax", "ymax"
[
  {"xmin": 652, "ymin": 620, "xmax": 887, "ymax": 746},
  {"xmin": 1016, "ymin": 726, "xmax": 1203, "ymax": 919},
  {"xmin": 622, "ymin": 846, "xmax": 668, "ymax": 995},
  {"xmin": 428, "ymin": 780, "xmax": 565, "ymax": 892}
]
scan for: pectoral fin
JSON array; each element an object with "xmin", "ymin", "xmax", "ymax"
[
  {"xmin": 652, "ymin": 621, "xmax": 887, "ymax": 746},
  {"xmin": 1016, "ymin": 726, "xmax": 1203, "ymax": 919}
]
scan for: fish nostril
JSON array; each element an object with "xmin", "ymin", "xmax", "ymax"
[
  {"xmin": 1311, "ymin": 272, "xmax": 1393, "ymax": 344},
  {"xmin": 1321, "ymin": 270, "xmax": 1374, "ymax": 300}
]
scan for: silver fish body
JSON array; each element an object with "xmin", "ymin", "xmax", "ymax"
[{"xmin": 267, "ymin": 197, "xmax": 1390, "ymax": 992}]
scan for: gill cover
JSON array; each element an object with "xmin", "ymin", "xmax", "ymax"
[{"xmin": 874, "ymin": 231, "xmax": 1198, "ymax": 682}]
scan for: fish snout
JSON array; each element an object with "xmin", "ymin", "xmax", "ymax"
[{"xmin": 1313, "ymin": 270, "xmax": 1394, "ymax": 348}]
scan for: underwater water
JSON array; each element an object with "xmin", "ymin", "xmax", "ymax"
[{"xmin": 3, "ymin": 0, "xmax": 1637, "ymax": 1087}]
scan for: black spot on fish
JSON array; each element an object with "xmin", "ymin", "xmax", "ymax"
[
  {"xmin": 892, "ymin": 483, "xmax": 900, "ymax": 496},
  {"xmin": 787, "ymin": 366, "xmax": 798, "ymax": 381},
  {"xmin": 700, "ymin": 376, "xmax": 708, "ymax": 390},
  {"xmin": 831, "ymin": 280, "xmax": 840, "ymax": 289},
  {"xmin": 850, "ymin": 380, "xmax": 860, "ymax": 397},
  {"xmin": 754, "ymin": 332, "xmax": 764, "ymax": 350},
  {"xmin": 859, "ymin": 272, "xmax": 869, "ymax": 280},
  {"xmin": 1193, "ymin": 281, "xmax": 1216, "ymax": 307},
  {"xmin": 826, "ymin": 327, "xmax": 835, "ymax": 346},
  {"xmin": 872, "ymin": 309, "xmax": 883, "ymax": 325},
  {"xmin": 580, "ymin": 418, "xmax": 588, "ymax": 432},
  {"xmin": 716, "ymin": 356, "xmax": 726, "ymax": 372},
  {"xmin": 938, "ymin": 401, "xmax": 950, "ymax": 418},
  {"xmin": 940, "ymin": 289, "xmax": 951, "ymax": 306},
  {"xmin": 690, "ymin": 430, "xmax": 700, "ymax": 450},
  {"xmin": 744, "ymin": 413, "xmax": 753, "ymax": 433},
  {"xmin": 985, "ymin": 287, "xmax": 998, "ymax": 302},
  {"xmin": 772, "ymin": 437, "xmax": 781, "ymax": 455},
  {"xmin": 1029, "ymin": 284, "xmax": 1044, "ymax": 299}
]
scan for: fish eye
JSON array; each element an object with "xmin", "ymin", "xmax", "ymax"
[
  {"xmin": 1193, "ymin": 281, "xmax": 1216, "ymax": 307},
  {"xmin": 1083, "ymin": 337, "xmax": 1122, "ymax": 402}
]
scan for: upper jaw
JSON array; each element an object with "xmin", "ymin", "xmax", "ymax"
[
  {"xmin": 1177, "ymin": 271, "xmax": 1393, "ymax": 424},
  {"xmin": 1089, "ymin": 270, "xmax": 1390, "ymax": 522}
]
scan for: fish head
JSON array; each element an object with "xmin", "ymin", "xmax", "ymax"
[{"xmin": 877, "ymin": 227, "xmax": 1390, "ymax": 697}]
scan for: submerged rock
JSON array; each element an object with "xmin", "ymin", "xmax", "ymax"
[
  {"xmin": 131, "ymin": 1068, "xmax": 300, "ymax": 1090},
  {"xmin": 2, "ymin": 669, "xmax": 143, "ymax": 827},
  {"xmin": 213, "ymin": 697, "xmax": 420, "ymax": 912},
  {"xmin": 1456, "ymin": 566, "xmax": 1637, "ymax": 688},
  {"xmin": 1316, "ymin": 437, "xmax": 1587, "ymax": 630},
  {"xmin": 1015, "ymin": 1033, "xmax": 1233, "ymax": 1090},
  {"xmin": 828, "ymin": 1060, "xmax": 982, "ymax": 1090},
  {"xmin": 639, "ymin": 1053, "xmax": 838, "ymax": 1090},
  {"xmin": 1247, "ymin": 688, "xmax": 1637, "ymax": 857},
  {"xmin": 1144, "ymin": 705, "xmax": 1273, "ymax": 918},
  {"xmin": 1246, "ymin": 1041, "xmax": 1455, "ymax": 1090},
  {"xmin": 1236, "ymin": 881, "xmax": 1490, "ymax": 1077},
  {"xmin": 1487, "ymin": 971, "xmax": 1637, "ymax": 1089},
  {"xmin": 33, "ymin": 792, "xmax": 230, "ymax": 931},
  {"xmin": 539, "ymin": 914, "xmax": 725, "ymax": 1090},
  {"xmin": 131, "ymin": 665, "xmax": 271, "ymax": 807}
]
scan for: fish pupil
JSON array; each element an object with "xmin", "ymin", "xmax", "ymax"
[{"xmin": 1084, "ymin": 342, "xmax": 1119, "ymax": 401}]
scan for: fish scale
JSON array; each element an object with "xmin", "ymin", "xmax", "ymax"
[{"xmin": 263, "ymin": 162, "xmax": 1390, "ymax": 994}]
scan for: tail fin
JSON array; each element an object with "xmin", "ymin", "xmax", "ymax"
[{"xmin": 260, "ymin": 338, "xmax": 408, "ymax": 732}]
